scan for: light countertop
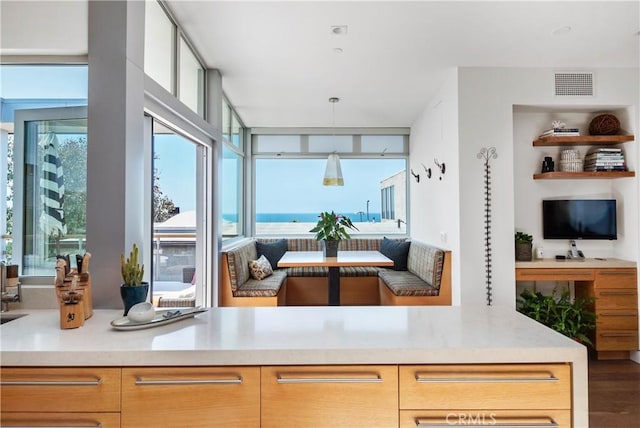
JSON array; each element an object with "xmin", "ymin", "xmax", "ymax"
[{"xmin": 1, "ymin": 306, "xmax": 585, "ymax": 367}]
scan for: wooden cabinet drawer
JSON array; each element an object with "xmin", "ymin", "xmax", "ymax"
[
  {"xmin": 596, "ymin": 330, "xmax": 639, "ymax": 351},
  {"xmin": 399, "ymin": 364, "xmax": 571, "ymax": 410},
  {"xmin": 261, "ymin": 365, "xmax": 398, "ymax": 428},
  {"xmin": 595, "ymin": 269, "xmax": 637, "ymax": 289},
  {"xmin": 400, "ymin": 409, "xmax": 571, "ymax": 428},
  {"xmin": 1, "ymin": 412, "xmax": 120, "ymax": 428},
  {"xmin": 0, "ymin": 367, "xmax": 121, "ymax": 412},
  {"xmin": 595, "ymin": 288, "xmax": 638, "ymax": 309},
  {"xmin": 516, "ymin": 268, "xmax": 593, "ymax": 281},
  {"xmin": 596, "ymin": 310, "xmax": 638, "ymax": 329},
  {"xmin": 122, "ymin": 366, "xmax": 260, "ymax": 428}
]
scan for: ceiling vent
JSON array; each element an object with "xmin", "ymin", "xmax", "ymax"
[{"xmin": 554, "ymin": 72, "xmax": 594, "ymax": 96}]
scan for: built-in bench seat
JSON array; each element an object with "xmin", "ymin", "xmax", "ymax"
[{"xmin": 219, "ymin": 237, "xmax": 451, "ymax": 306}]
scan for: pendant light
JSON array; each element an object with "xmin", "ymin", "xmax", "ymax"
[{"xmin": 323, "ymin": 97, "xmax": 344, "ymax": 186}]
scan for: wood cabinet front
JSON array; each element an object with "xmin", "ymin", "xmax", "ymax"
[
  {"xmin": 121, "ymin": 366, "xmax": 260, "ymax": 428},
  {"xmin": 0, "ymin": 412, "xmax": 121, "ymax": 428},
  {"xmin": 0, "ymin": 367, "xmax": 121, "ymax": 413},
  {"xmin": 400, "ymin": 409, "xmax": 571, "ymax": 428},
  {"xmin": 399, "ymin": 364, "xmax": 571, "ymax": 410},
  {"xmin": 261, "ymin": 365, "xmax": 398, "ymax": 428}
]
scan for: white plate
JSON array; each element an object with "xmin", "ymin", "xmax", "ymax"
[{"xmin": 110, "ymin": 307, "xmax": 208, "ymax": 331}]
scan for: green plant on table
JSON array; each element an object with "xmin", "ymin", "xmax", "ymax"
[
  {"xmin": 515, "ymin": 232, "xmax": 533, "ymax": 244},
  {"xmin": 120, "ymin": 243, "xmax": 144, "ymax": 286},
  {"xmin": 517, "ymin": 288, "xmax": 596, "ymax": 346},
  {"xmin": 309, "ymin": 211, "xmax": 358, "ymax": 241}
]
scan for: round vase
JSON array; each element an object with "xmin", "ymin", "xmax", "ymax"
[{"xmin": 120, "ymin": 283, "xmax": 149, "ymax": 316}]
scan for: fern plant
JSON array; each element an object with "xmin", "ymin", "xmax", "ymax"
[
  {"xmin": 120, "ymin": 243, "xmax": 144, "ymax": 286},
  {"xmin": 517, "ymin": 288, "xmax": 596, "ymax": 346}
]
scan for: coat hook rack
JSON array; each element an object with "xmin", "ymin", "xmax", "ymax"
[
  {"xmin": 410, "ymin": 168, "xmax": 420, "ymax": 182},
  {"xmin": 434, "ymin": 158, "xmax": 446, "ymax": 180},
  {"xmin": 421, "ymin": 163, "xmax": 432, "ymax": 179}
]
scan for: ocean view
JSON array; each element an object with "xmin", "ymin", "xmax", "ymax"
[{"xmin": 224, "ymin": 212, "xmax": 383, "ymax": 223}]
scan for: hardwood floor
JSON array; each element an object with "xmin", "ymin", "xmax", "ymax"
[{"xmin": 588, "ymin": 358, "xmax": 640, "ymax": 428}]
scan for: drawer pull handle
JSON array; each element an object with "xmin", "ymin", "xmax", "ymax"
[
  {"xmin": 601, "ymin": 332, "xmax": 637, "ymax": 337},
  {"xmin": 415, "ymin": 421, "xmax": 558, "ymax": 427},
  {"xmin": 135, "ymin": 376, "xmax": 242, "ymax": 385},
  {"xmin": 2, "ymin": 426, "xmax": 101, "ymax": 428},
  {"xmin": 0, "ymin": 378, "xmax": 102, "ymax": 386},
  {"xmin": 276, "ymin": 373, "xmax": 382, "ymax": 384},
  {"xmin": 415, "ymin": 374, "xmax": 558, "ymax": 383},
  {"xmin": 600, "ymin": 312, "xmax": 637, "ymax": 317},
  {"xmin": 600, "ymin": 291, "xmax": 636, "ymax": 296}
]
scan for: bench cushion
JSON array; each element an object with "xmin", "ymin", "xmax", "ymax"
[
  {"xmin": 235, "ymin": 271, "xmax": 287, "ymax": 297},
  {"xmin": 227, "ymin": 241, "xmax": 257, "ymax": 292},
  {"xmin": 407, "ymin": 242, "xmax": 444, "ymax": 289},
  {"xmin": 378, "ymin": 270, "xmax": 440, "ymax": 296}
]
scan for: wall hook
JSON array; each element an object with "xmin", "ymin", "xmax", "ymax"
[
  {"xmin": 434, "ymin": 158, "xmax": 446, "ymax": 180},
  {"xmin": 410, "ymin": 168, "xmax": 420, "ymax": 182},
  {"xmin": 421, "ymin": 163, "xmax": 432, "ymax": 179}
]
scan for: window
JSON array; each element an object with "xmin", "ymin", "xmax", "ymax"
[
  {"xmin": 144, "ymin": 0, "xmax": 175, "ymax": 93},
  {"xmin": 178, "ymin": 36, "xmax": 205, "ymax": 117},
  {"xmin": 152, "ymin": 121, "xmax": 204, "ymax": 305},
  {"xmin": 222, "ymin": 146, "xmax": 244, "ymax": 239},
  {"xmin": 254, "ymin": 157, "xmax": 408, "ymax": 236},
  {"xmin": 1, "ymin": 65, "xmax": 88, "ymax": 275}
]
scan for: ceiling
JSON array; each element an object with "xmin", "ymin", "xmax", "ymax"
[{"xmin": 2, "ymin": 1, "xmax": 639, "ymax": 128}]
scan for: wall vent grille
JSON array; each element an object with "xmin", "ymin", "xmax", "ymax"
[{"xmin": 554, "ymin": 72, "xmax": 594, "ymax": 96}]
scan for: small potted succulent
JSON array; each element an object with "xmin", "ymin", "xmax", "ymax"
[
  {"xmin": 120, "ymin": 243, "xmax": 149, "ymax": 316},
  {"xmin": 309, "ymin": 211, "xmax": 358, "ymax": 257},
  {"xmin": 515, "ymin": 231, "xmax": 533, "ymax": 262}
]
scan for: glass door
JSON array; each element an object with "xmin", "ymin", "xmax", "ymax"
[{"xmin": 13, "ymin": 107, "xmax": 87, "ymax": 276}]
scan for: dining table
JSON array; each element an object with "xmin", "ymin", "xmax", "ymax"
[{"xmin": 277, "ymin": 250, "xmax": 394, "ymax": 305}]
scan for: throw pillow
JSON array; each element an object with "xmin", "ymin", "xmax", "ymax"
[
  {"xmin": 257, "ymin": 239, "xmax": 288, "ymax": 270},
  {"xmin": 248, "ymin": 255, "xmax": 273, "ymax": 281},
  {"xmin": 380, "ymin": 237, "xmax": 411, "ymax": 271}
]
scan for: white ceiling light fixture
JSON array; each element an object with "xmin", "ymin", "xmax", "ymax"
[{"xmin": 323, "ymin": 97, "xmax": 344, "ymax": 186}]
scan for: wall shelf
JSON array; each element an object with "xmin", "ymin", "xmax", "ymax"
[
  {"xmin": 533, "ymin": 171, "xmax": 636, "ymax": 180},
  {"xmin": 533, "ymin": 135, "xmax": 634, "ymax": 147}
]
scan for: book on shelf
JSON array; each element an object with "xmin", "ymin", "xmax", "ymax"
[
  {"xmin": 538, "ymin": 128, "xmax": 580, "ymax": 138},
  {"xmin": 589, "ymin": 147, "xmax": 622, "ymax": 152}
]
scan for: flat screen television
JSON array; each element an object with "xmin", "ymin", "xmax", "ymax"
[{"xmin": 542, "ymin": 199, "xmax": 617, "ymax": 240}]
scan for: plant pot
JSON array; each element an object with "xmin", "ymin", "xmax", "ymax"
[
  {"xmin": 120, "ymin": 282, "xmax": 149, "ymax": 316},
  {"xmin": 322, "ymin": 240, "xmax": 340, "ymax": 257},
  {"xmin": 515, "ymin": 242, "xmax": 533, "ymax": 262}
]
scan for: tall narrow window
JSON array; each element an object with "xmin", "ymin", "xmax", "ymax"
[
  {"xmin": 152, "ymin": 122, "xmax": 201, "ymax": 306},
  {"xmin": 144, "ymin": 0, "xmax": 175, "ymax": 93},
  {"xmin": 178, "ymin": 36, "xmax": 204, "ymax": 116},
  {"xmin": 222, "ymin": 145, "xmax": 243, "ymax": 238}
]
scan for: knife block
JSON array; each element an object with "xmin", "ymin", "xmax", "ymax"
[{"xmin": 59, "ymin": 292, "xmax": 84, "ymax": 329}]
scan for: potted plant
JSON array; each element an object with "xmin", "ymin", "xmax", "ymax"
[
  {"xmin": 309, "ymin": 211, "xmax": 358, "ymax": 257},
  {"xmin": 515, "ymin": 231, "xmax": 533, "ymax": 261},
  {"xmin": 120, "ymin": 243, "xmax": 148, "ymax": 316},
  {"xmin": 517, "ymin": 288, "xmax": 596, "ymax": 346}
]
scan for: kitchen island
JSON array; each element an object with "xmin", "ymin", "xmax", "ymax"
[{"xmin": 1, "ymin": 305, "xmax": 588, "ymax": 427}]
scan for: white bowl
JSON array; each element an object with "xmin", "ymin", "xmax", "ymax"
[{"xmin": 127, "ymin": 302, "xmax": 155, "ymax": 323}]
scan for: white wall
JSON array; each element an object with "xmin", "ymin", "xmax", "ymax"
[
  {"xmin": 410, "ymin": 68, "xmax": 461, "ymax": 305},
  {"xmin": 456, "ymin": 67, "xmax": 639, "ymax": 309}
]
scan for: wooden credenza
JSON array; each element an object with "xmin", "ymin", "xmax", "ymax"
[
  {"xmin": 1, "ymin": 363, "xmax": 573, "ymax": 428},
  {"xmin": 516, "ymin": 260, "xmax": 639, "ymax": 359}
]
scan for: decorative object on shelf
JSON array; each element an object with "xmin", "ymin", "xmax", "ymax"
[
  {"xmin": 541, "ymin": 156, "xmax": 555, "ymax": 173},
  {"xmin": 434, "ymin": 158, "xmax": 446, "ymax": 180},
  {"xmin": 589, "ymin": 113, "xmax": 620, "ymax": 136},
  {"xmin": 477, "ymin": 147, "xmax": 498, "ymax": 306},
  {"xmin": 559, "ymin": 149, "xmax": 582, "ymax": 172},
  {"xmin": 517, "ymin": 288, "xmax": 595, "ymax": 346},
  {"xmin": 309, "ymin": 211, "xmax": 358, "ymax": 257},
  {"xmin": 410, "ymin": 168, "xmax": 420, "ymax": 182},
  {"xmin": 515, "ymin": 232, "xmax": 533, "ymax": 262},
  {"xmin": 422, "ymin": 163, "xmax": 432, "ymax": 179},
  {"xmin": 120, "ymin": 243, "xmax": 149, "ymax": 316},
  {"xmin": 323, "ymin": 97, "xmax": 344, "ymax": 186}
]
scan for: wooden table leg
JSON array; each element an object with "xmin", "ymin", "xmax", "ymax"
[{"xmin": 328, "ymin": 266, "xmax": 340, "ymax": 306}]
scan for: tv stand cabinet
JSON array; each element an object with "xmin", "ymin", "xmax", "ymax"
[{"xmin": 516, "ymin": 259, "xmax": 638, "ymax": 360}]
